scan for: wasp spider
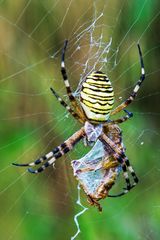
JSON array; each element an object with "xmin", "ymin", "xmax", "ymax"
[{"xmin": 13, "ymin": 40, "xmax": 145, "ymax": 201}]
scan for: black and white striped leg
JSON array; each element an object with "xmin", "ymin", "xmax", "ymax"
[
  {"xmin": 61, "ymin": 40, "xmax": 85, "ymax": 119},
  {"xmin": 111, "ymin": 43, "xmax": 145, "ymax": 116},
  {"xmin": 108, "ymin": 154, "xmax": 139, "ymax": 197},
  {"xmin": 61, "ymin": 40, "xmax": 77, "ymax": 104},
  {"xmin": 13, "ymin": 142, "xmax": 70, "ymax": 169},
  {"xmin": 99, "ymin": 135, "xmax": 132, "ymax": 190},
  {"xmin": 12, "ymin": 127, "xmax": 85, "ymax": 174},
  {"xmin": 125, "ymin": 158, "xmax": 139, "ymax": 185},
  {"xmin": 50, "ymin": 87, "xmax": 84, "ymax": 123},
  {"xmin": 113, "ymin": 153, "xmax": 132, "ymax": 192},
  {"xmin": 99, "ymin": 134, "xmax": 138, "ymax": 197},
  {"xmin": 111, "ymin": 109, "xmax": 133, "ymax": 124},
  {"xmin": 107, "ymin": 153, "xmax": 138, "ymax": 198}
]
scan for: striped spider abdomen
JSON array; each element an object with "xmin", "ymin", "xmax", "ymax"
[{"xmin": 80, "ymin": 71, "xmax": 114, "ymax": 123}]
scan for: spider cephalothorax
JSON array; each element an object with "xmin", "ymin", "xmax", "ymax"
[{"xmin": 13, "ymin": 40, "xmax": 145, "ymax": 210}]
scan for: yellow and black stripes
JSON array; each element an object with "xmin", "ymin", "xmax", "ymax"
[{"xmin": 80, "ymin": 71, "xmax": 114, "ymax": 122}]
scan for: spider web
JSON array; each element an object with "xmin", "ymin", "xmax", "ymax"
[{"xmin": 0, "ymin": 0, "xmax": 160, "ymax": 240}]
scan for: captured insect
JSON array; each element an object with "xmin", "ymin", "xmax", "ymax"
[
  {"xmin": 71, "ymin": 124, "xmax": 124, "ymax": 211},
  {"xmin": 13, "ymin": 40, "xmax": 145, "ymax": 210}
]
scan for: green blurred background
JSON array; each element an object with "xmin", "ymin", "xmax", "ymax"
[{"xmin": 0, "ymin": 0, "xmax": 160, "ymax": 240}]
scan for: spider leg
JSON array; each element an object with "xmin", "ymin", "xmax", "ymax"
[
  {"xmin": 125, "ymin": 157, "xmax": 139, "ymax": 184},
  {"xmin": 13, "ymin": 127, "xmax": 85, "ymax": 174},
  {"xmin": 111, "ymin": 43, "xmax": 145, "ymax": 116},
  {"xmin": 99, "ymin": 133, "xmax": 138, "ymax": 194},
  {"xmin": 110, "ymin": 154, "xmax": 139, "ymax": 197},
  {"xmin": 108, "ymin": 184, "xmax": 136, "ymax": 197},
  {"xmin": 100, "ymin": 132, "xmax": 139, "ymax": 183},
  {"xmin": 61, "ymin": 40, "xmax": 85, "ymax": 120},
  {"xmin": 108, "ymin": 159, "xmax": 139, "ymax": 198},
  {"xmin": 50, "ymin": 87, "xmax": 84, "ymax": 123},
  {"xmin": 110, "ymin": 109, "xmax": 133, "ymax": 124}
]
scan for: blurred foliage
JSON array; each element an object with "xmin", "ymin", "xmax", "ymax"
[{"xmin": 0, "ymin": 1, "xmax": 160, "ymax": 240}]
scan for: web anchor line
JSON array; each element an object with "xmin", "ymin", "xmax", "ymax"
[{"xmin": 71, "ymin": 184, "xmax": 88, "ymax": 240}]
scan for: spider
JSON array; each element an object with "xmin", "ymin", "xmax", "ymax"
[{"xmin": 13, "ymin": 40, "xmax": 145, "ymax": 208}]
